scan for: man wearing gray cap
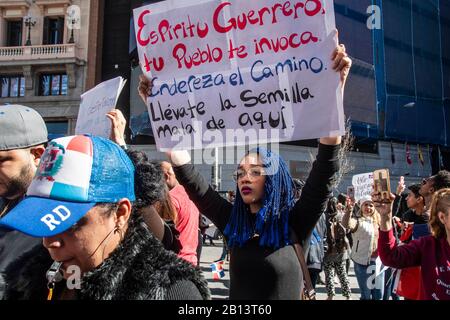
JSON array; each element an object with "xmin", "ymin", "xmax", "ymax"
[{"xmin": 0, "ymin": 105, "xmax": 48, "ymax": 296}]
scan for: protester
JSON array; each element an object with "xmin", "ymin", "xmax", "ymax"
[
  {"xmin": 323, "ymin": 197, "xmax": 351, "ymax": 300},
  {"xmin": 137, "ymin": 42, "xmax": 351, "ymax": 299},
  {"xmin": 0, "ymin": 105, "xmax": 48, "ymax": 296},
  {"xmin": 126, "ymin": 150, "xmax": 182, "ymax": 251},
  {"xmin": 343, "ymin": 195, "xmax": 384, "ymax": 300},
  {"xmin": 165, "ymin": 139, "xmax": 343, "ymax": 299},
  {"xmin": 377, "ymin": 188, "xmax": 450, "ymax": 300},
  {"xmin": 387, "ymin": 183, "xmax": 430, "ymax": 300},
  {"xmin": 402, "ymin": 184, "xmax": 429, "ymax": 236},
  {"xmin": 420, "ymin": 171, "xmax": 450, "ymax": 210},
  {"xmin": 153, "ymin": 184, "xmax": 178, "ymax": 227},
  {"xmin": 381, "ymin": 181, "xmax": 403, "ymax": 301},
  {"xmin": 160, "ymin": 161, "xmax": 200, "ymax": 265},
  {"xmin": 392, "ymin": 176, "xmax": 408, "ymax": 219},
  {"xmin": 108, "ymin": 109, "xmax": 184, "ymax": 252},
  {"xmin": 214, "ymin": 230, "xmax": 229, "ymax": 263},
  {"xmin": 337, "ymin": 193, "xmax": 352, "ymax": 274},
  {"xmin": 201, "ymin": 215, "xmax": 216, "ymax": 246},
  {"xmin": 0, "ymin": 135, "xmax": 209, "ymax": 300},
  {"xmin": 165, "ymin": 134, "xmax": 345, "ymax": 299},
  {"xmin": 306, "ymin": 212, "xmax": 326, "ymax": 289},
  {"xmin": 199, "ymin": 214, "xmax": 214, "ymax": 245}
]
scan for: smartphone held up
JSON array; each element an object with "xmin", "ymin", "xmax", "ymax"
[{"xmin": 347, "ymin": 186, "xmax": 355, "ymax": 201}]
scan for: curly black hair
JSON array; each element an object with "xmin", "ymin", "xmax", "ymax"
[
  {"xmin": 326, "ymin": 196, "xmax": 338, "ymax": 216},
  {"xmin": 432, "ymin": 170, "xmax": 450, "ymax": 191},
  {"xmin": 125, "ymin": 150, "xmax": 164, "ymax": 209}
]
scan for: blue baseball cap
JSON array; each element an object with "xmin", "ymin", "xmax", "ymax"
[{"xmin": 0, "ymin": 135, "xmax": 135, "ymax": 237}]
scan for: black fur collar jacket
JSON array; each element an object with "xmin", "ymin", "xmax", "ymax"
[{"xmin": 2, "ymin": 217, "xmax": 210, "ymax": 300}]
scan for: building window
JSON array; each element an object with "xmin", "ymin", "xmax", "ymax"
[
  {"xmin": 39, "ymin": 74, "xmax": 68, "ymax": 96},
  {"xmin": 43, "ymin": 17, "xmax": 65, "ymax": 45},
  {"xmin": 46, "ymin": 121, "xmax": 68, "ymax": 139},
  {"xmin": 0, "ymin": 75, "xmax": 25, "ymax": 98},
  {"xmin": 6, "ymin": 20, "xmax": 23, "ymax": 47}
]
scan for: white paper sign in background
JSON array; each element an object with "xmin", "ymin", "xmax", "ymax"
[
  {"xmin": 352, "ymin": 172, "xmax": 374, "ymax": 202},
  {"xmin": 75, "ymin": 77, "xmax": 127, "ymax": 139}
]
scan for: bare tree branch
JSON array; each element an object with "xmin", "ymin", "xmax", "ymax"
[{"xmin": 331, "ymin": 118, "xmax": 355, "ymax": 190}]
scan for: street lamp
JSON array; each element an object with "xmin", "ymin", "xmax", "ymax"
[{"xmin": 24, "ymin": 15, "xmax": 36, "ymax": 46}]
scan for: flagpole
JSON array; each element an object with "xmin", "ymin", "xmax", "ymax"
[
  {"xmin": 417, "ymin": 144, "xmax": 420, "ymax": 177},
  {"xmin": 405, "ymin": 142, "xmax": 408, "ymax": 177},
  {"xmin": 390, "ymin": 141, "xmax": 396, "ymax": 176},
  {"xmin": 214, "ymin": 147, "xmax": 220, "ymax": 191}
]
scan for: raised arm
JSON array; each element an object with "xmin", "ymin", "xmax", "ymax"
[
  {"xmin": 168, "ymin": 151, "xmax": 232, "ymax": 232},
  {"xmin": 106, "ymin": 112, "xmax": 169, "ymax": 242},
  {"xmin": 375, "ymin": 192, "xmax": 422, "ymax": 268},
  {"xmin": 378, "ymin": 229, "xmax": 423, "ymax": 269},
  {"xmin": 133, "ymin": 76, "xmax": 233, "ymax": 231},
  {"xmin": 134, "ymin": 39, "xmax": 351, "ymax": 240},
  {"xmin": 341, "ymin": 197, "xmax": 358, "ymax": 231},
  {"xmin": 276, "ymin": 41, "xmax": 351, "ymax": 245},
  {"xmin": 107, "ymin": 109, "xmax": 127, "ymax": 147}
]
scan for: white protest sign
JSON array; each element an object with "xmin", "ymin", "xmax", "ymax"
[
  {"xmin": 134, "ymin": 0, "xmax": 345, "ymax": 151},
  {"xmin": 75, "ymin": 77, "xmax": 127, "ymax": 138},
  {"xmin": 352, "ymin": 172, "xmax": 374, "ymax": 202}
]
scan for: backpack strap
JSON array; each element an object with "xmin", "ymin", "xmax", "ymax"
[{"xmin": 290, "ymin": 230, "xmax": 316, "ymax": 300}]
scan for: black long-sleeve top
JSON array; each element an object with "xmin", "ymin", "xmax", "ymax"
[{"xmin": 173, "ymin": 143, "xmax": 340, "ymax": 299}]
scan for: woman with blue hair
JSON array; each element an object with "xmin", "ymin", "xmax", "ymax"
[
  {"xmin": 139, "ymin": 44, "xmax": 351, "ymax": 300},
  {"xmin": 167, "ymin": 136, "xmax": 342, "ymax": 300}
]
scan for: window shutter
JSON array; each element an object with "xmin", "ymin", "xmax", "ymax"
[
  {"xmin": 58, "ymin": 17, "xmax": 64, "ymax": 44},
  {"xmin": 18, "ymin": 19, "xmax": 23, "ymax": 46},
  {"xmin": 43, "ymin": 17, "xmax": 49, "ymax": 45}
]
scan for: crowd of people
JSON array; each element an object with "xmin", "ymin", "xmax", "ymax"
[
  {"xmin": 0, "ymin": 37, "xmax": 449, "ymax": 301},
  {"xmin": 304, "ymin": 171, "xmax": 450, "ymax": 300}
]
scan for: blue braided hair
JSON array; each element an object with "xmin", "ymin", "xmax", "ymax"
[{"xmin": 223, "ymin": 147, "xmax": 296, "ymax": 249}]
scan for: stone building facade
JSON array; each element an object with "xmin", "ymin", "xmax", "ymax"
[{"xmin": 0, "ymin": 0, "xmax": 103, "ymax": 137}]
